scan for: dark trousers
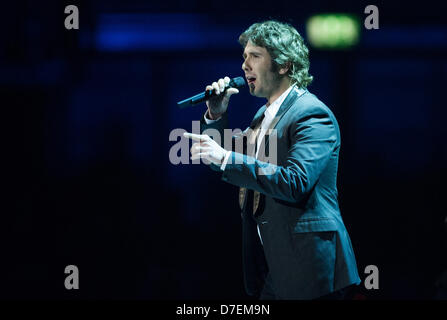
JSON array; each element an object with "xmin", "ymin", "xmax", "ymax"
[
  {"xmin": 315, "ymin": 287, "xmax": 348, "ymax": 300},
  {"xmin": 259, "ymin": 273, "xmax": 276, "ymax": 300},
  {"xmin": 259, "ymin": 272, "xmax": 349, "ymax": 300}
]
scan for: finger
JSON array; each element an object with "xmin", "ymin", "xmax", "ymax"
[
  {"xmin": 224, "ymin": 76, "xmax": 230, "ymax": 86},
  {"xmin": 205, "ymin": 85, "xmax": 213, "ymax": 91},
  {"xmin": 190, "ymin": 142, "xmax": 200, "ymax": 154},
  {"xmin": 218, "ymin": 78, "xmax": 225, "ymax": 92},
  {"xmin": 191, "ymin": 145, "xmax": 210, "ymax": 154},
  {"xmin": 198, "ymin": 145, "xmax": 211, "ymax": 151},
  {"xmin": 183, "ymin": 132, "xmax": 210, "ymax": 142},
  {"xmin": 225, "ymin": 88, "xmax": 239, "ymax": 97},
  {"xmin": 212, "ymin": 82, "xmax": 220, "ymax": 95},
  {"xmin": 191, "ymin": 152, "xmax": 211, "ymax": 160}
]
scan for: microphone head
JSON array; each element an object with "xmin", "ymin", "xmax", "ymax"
[{"xmin": 230, "ymin": 77, "xmax": 246, "ymax": 89}]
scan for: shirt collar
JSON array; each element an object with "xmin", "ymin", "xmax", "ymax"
[{"xmin": 263, "ymin": 84, "xmax": 295, "ymax": 119}]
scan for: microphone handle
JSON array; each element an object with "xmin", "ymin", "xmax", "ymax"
[
  {"xmin": 177, "ymin": 87, "xmax": 226, "ymax": 109},
  {"xmin": 177, "ymin": 78, "xmax": 242, "ymax": 109}
]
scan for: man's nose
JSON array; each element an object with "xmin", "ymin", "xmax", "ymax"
[{"xmin": 242, "ymin": 60, "xmax": 250, "ymax": 71}]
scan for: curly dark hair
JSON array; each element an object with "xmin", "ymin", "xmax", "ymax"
[{"xmin": 239, "ymin": 20, "xmax": 313, "ymax": 88}]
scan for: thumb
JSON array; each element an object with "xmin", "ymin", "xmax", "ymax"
[{"xmin": 225, "ymin": 88, "xmax": 239, "ymax": 97}]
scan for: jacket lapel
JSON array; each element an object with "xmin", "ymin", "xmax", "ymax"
[
  {"xmin": 249, "ymin": 105, "xmax": 266, "ymax": 129},
  {"xmin": 258, "ymin": 88, "xmax": 306, "ymax": 162}
]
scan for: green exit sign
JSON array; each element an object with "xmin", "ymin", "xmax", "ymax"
[{"xmin": 306, "ymin": 14, "xmax": 361, "ymax": 49}]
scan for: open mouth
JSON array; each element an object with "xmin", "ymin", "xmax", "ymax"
[{"xmin": 246, "ymin": 76, "xmax": 256, "ymax": 84}]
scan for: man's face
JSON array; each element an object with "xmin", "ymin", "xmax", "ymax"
[{"xmin": 242, "ymin": 41, "xmax": 282, "ymax": 100}]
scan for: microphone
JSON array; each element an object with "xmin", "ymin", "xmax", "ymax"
[{"xmin": 177, "ymin": 77, "xmax": 245, "ymax": 109}]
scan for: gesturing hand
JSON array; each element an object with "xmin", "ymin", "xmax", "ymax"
[{"xmin": 183, "ymin": 132, "xmax": 228, "ymax": 165}]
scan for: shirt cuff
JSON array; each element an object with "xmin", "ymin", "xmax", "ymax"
[
  {"xmin": 203, "ymin": 110, "xmax": 222, "ymax": 124},
  {"xmin": 220, "ymin": 151, "xmax": 232, "ymax": 171}
]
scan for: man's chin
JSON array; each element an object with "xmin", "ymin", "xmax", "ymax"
[{"xmin": 249, "ymin": 86, "xmax": 260, "ymax": 97}]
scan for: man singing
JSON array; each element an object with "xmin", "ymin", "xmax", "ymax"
[{"xmin": 184, "ymin": 20, "xmax": 360, "ymax": 300}]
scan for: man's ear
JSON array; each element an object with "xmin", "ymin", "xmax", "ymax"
[{"xmin": 278, "ymin": 62, "xmax": 291, "ymax": 75}]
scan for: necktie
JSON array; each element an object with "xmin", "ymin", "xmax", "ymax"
[{"xmin": 239, "ymin": 117, "xmax": 264, "ymax": 216}]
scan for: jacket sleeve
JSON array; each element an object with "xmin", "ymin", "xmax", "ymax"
[{"xmin": 221, "ymin": 106, "xmax": 338, "ymax": 203}]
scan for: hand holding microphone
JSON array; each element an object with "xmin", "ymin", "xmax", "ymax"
[
  {"xmin": 177, "ymin": 76, "xmax": 245, "ymax": 120},
  {"xmin": 205, "ymin": 76, "xmax": 240, "ymax": 119}
]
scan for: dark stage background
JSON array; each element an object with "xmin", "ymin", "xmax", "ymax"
[{"xmin": 4, "ymin": 0, "xmax": 447, "ymax": 299}]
